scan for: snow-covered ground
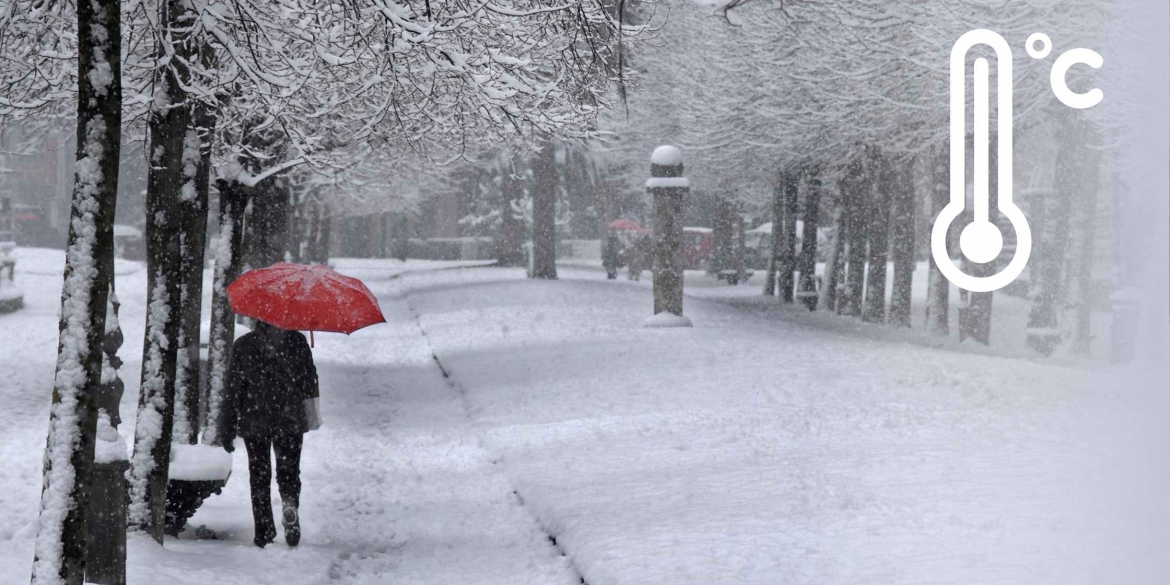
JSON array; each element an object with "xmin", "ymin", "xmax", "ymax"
[
  {"xmin": 1, "ymin": 251, "xmax": 1166, "ymax": 583},
  {"xmin": 559, "ymin": 258, "xmax": 1115, "ymax": 366}
]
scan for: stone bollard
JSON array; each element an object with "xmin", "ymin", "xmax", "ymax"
[{"xmin": 643, "ymin": 146, "xmax": 692, "ymax": 328}]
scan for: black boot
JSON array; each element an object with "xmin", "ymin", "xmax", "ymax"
[
  {"xmin": 282, "ymin": 501, "xmax": 301, "ymax": 547},
  {"xmin": 254, "ymin": 526, "xmax": 277, "ymax": 548}
]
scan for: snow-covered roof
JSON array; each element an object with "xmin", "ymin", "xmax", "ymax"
[{"xmin": 650, "ymin": 145, "xmax": 683, "ymax": 166}]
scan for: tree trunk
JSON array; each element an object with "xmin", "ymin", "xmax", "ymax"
[
  {"xmin": 173, "ymin": 110, "xmax": 214, "ymax": 445},
  {"xmin": 818, "ymin": 207, "xmax": 845, "ymax": 312},
  {"xmin": 31, "ymin": 0, "xmax": 121, "ymax": 580},
  {"xmin": 710, "ymin": 198, "xmax": 734, "ymax": 275},
  {"xmin": 286, "ymin": 183, "xmax": 310, "ymax": 263},
  {"xmin": 1069, "ymin": 117, "xmax": 1102, "ymax": 354},
  {"xmin": 862, "ymin": 153, "xmax": 892, "ymax": 323},
  {"xmin": 796, "ymin": 169, "xmax": 821, "ymax": 310},
  {"xmin": 960, "ymin": 134, "xmax": 997, "ymax": 346},
  {"xmin": 127, "ymin": 0, "xmax": 192, "ymax": 545},
  {"xmin": 86, "ymin": 283, "xmax": 128, "ymax": 584},
  {"xmin": 565, "ymin": 149, "xmax": 590, "ymax": 239},
  {"xmin": 840, "ymin": 158, "xmax": 867, "ymax": 317},
  {"xmin": 303, "ymin": 201, "xmax": 319, "ymax": 264},
  {"xmin": 889, "ymin": 157, "xmax": 916, "ymax": 327},
  {"xmin": 958, "ymin": 261, "xmax": 995, "ymax": 344},
  {"xmin": 303, "ymin": 199, "xmax": 331, "ymax": 265},
  {"xmin": 579, "ymin": 153, "xmax": 599, "ymax": 239},
  {"xmin": 595, "ymin": 163, "xmax": 620, "ymax": 241},
  {"xmin": 925, "ymin": 145, "xmax": 950, "ymax": 335},
  {"xmin": 530, "ymin": 143, "xmax": 558, "ymax": 279},
  {"xmin": 393, "ymin": 213, "xmax": 409, "ymax": 262},
  {"xmin": 318, "ymin": 208, "xmax": 332, "ymax": 264},
  {"xmin": 733, "ymin": 211, "xmax": 746, "ymax": 283},
  {"xmin": 763, "ymin": 179, "xmax": 783, "ymax": 296},
  {"xmin": 778, "ymin": 172, "xmax": 799, "ymax": 302},
  {"xmin": 244, "ymin": 177, "xmax": 290, "ymax": 269},
  {"xmin": 201, "ymin": 182, "xmax": 247, "ymax": 446},
  {"xmin": 498, "ymin": 161, "xmax": 524, "ymax": 266},
  {"xmin": 176, "ymin": 44, "xmax": 218, "ymax": 444}
]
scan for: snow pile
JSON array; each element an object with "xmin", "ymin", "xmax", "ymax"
[
  {"xmin": 93, "ymin": 412, "xmax": 127, "ymax": 464},
  {"xmin": 0, "ymin": 285, "xmax": 22, "ymax": 302},
  {"xmin": 167, "ymin": 444, "xmax": 232, "ymax": 482},
  {"xmin": 642, "ymin": 311, "xmax": 693, "ymax": 328}
]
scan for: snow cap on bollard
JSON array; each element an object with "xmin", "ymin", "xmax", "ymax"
[
  {"xmin": 651, "ymin": 145, "xmax": 683, "ymax": 173},
  {"xmin": 646, "ymin": 145, "xmax": 691, "ymax": 189}
]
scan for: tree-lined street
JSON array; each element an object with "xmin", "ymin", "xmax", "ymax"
[
  {"xmin": 2, "ymin": 254, "xmax": 1165, "ymax": 583},
  {"xmin": 1, "ymin": 0, "xmax": 1167, "ymax": 583}
]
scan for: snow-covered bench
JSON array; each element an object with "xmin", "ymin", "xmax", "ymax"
[
  {"xmin": 0, "ymin": 241, "xmax": 22, "ymax": 314},
  {"xmin": 714, "ymin": 269, "xmax": 754, "ymax": 285}
]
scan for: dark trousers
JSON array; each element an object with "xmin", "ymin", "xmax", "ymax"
[{"xmin": 244, "ymin": 434, "xmax": 303, "ymax": 538}]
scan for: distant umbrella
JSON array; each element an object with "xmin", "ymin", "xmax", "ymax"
[
  {"xmin": 608, "ymin": 219, "xmax": 642, "ymax": 231},
  {"xmin": 226, "ymin": 263, "xmax": 386, "ymax": 346}
]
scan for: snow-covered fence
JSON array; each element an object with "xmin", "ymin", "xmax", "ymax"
[{"xmin": 405, "ymin": 238, "xmax": 495, "ymax": 261}]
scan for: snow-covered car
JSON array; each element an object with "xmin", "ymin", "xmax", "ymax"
[{"xmin": 744, "ymin": 221, "xmax": 830, "ymax": 268}]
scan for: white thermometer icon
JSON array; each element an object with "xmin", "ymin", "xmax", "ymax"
[{"xmin": 931, "ymin": 29, "xmax": 1103, "ymax": 293}]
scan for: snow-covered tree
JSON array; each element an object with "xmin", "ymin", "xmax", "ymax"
[{"xmin": 10, "ymin": 0, "xmax": 124, "ymax": 580}]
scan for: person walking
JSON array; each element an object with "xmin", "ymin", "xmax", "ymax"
[
  {"xmin": 603, "ymin": 234, "xmax": 621, "ymax": 280},
  {"xmin": 220, "ymin": 319, "xmax": 319, "ymax": 548},
  {"xmin": 627, "ymin": 233, "xmax": 653, "ymax": 281}
]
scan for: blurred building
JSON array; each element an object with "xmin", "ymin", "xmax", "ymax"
[{"xmin": 0, "ymin": 126, "xmax": 74, "ymax": 248}]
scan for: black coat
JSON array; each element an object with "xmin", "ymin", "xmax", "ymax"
[
  {"xmin": 603, "ymin": 238, "xmax": 621, "ymax": 269},
  {"xmin": 220, "ymin": 329, "xmax": 319, "ymax": 442}
]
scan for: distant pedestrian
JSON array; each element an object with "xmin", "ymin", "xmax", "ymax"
[
  {"xmin": 603, "ymin": 235, "xmax": 621, "ymax": 280},
  {"xmin": 627, "ymin": 234, "xmax": 652, "ymax": 281},
  {"xmin": 220, "ymin": 320, "xmax": 319, "ymax": 548}
]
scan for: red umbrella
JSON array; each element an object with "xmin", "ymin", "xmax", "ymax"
[
  {"xmin": 226, "ymin": 263, "xmax": 386, "ymax": 345},
  {"xmin": 608, "ymin": 219, "xmax": 645, "ymax": 230}
]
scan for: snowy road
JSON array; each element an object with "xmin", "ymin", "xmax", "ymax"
[
  {"xmin": 1, "ymin": 254, "xmax": 1166, "ymax": 584},
  {"xmin": 404, "ymin": 267, "xmax": 1166, "ymax": 585}
]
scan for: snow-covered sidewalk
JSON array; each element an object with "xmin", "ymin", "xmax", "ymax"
[
  {"xmin": 134, "ymin": 277, "xmax": 577, "ymax": 584},
  {"xmin": 1, "ymin": 252, "xmax": 573, "ymax": 585}
]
